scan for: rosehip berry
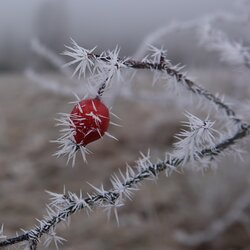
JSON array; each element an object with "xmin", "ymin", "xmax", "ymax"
[{"xmin": 70, "ymin": 98, "xmax": 110, "ymax": 146}]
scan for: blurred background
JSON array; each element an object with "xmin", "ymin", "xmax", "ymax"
[
  {"xmin": 1, "ymin": 0, "xmax": 250, "ymax": 250},
  {"xmin": 0, "ymin": 0, "xmax": 240, "ymax": 71}
]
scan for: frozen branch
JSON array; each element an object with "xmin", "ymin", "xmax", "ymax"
[
  {"xmin": 31, "ymin": 38, "xmax": 73, "ymax": 76},
  {"xmin": 0, "ymin": 117, "xmax": 249, "ymax": 248},
  {"xmin": 63, "ymin": 40, "xmax": 237, "ymax": 117},
  {"xmin": 134, "ymin": 10, "xmax": 248, "ymax": 59},
  {"xmin": 25, "ymin": 69, "xmax": 82, "ymax": 97},
  {"xmin": 3, "ymin": 5, "xmax": 250, "ymax": 246},
  {"xmin": 198, "ymin": 23, "xmax": 250, "ymax": 70},
  {"xmin": 49, "ymin": 41, "xmax": 249, "ymax": 166}
]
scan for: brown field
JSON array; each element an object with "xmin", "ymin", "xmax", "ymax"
[{"xmin": 0, "ymin": 71, "xmax": 250, "ymax": 250}]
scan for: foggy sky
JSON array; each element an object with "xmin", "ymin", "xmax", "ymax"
[
  {"xmin": 0, "ymin": 0, "xmax": 236, "ymax": 48},
  {"xmin": 0, "ymin": 0, "xmax": 239, "ymax": 69}
]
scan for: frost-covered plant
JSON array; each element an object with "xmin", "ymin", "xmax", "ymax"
[{"xmin": 1, "ymin": 5, "xmax": 250, "ymax": 250}]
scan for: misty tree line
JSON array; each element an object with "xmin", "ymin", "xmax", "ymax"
[
  {"xmin": 1, "ymin": 1, "xmax": 250, "ymax": 72},
  {"xmin": 0, "ymin": 0, "xmax": 68, "ymax": 72}
]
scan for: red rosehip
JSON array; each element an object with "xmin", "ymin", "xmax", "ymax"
[{"xmin": 70, "ymin": 98, "xmax": 110, "ymax": 146}]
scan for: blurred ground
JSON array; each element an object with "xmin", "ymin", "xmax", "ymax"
[{"xmin": 0, "ymin": 72, "xmax": 250, "ymax": 250}]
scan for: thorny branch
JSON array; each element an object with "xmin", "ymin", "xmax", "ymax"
[
  {"xmin": 0, "ymin": 120, "xmax": 249, "ymax": 249},
  {"xmin": 1, "ymin": 37, "xmax": 250, "ymax": 248},
  {"xmin": 81, "ymin": 49, "xmax": 236, "ymax": 117},
  {"xmin": 1, "ymin": 52, "xmax": 250, "ymax": 247}
]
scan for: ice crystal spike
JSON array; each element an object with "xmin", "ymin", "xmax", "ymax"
[{"xmin": 63, "ymin": 39, "xmax": 96, "ymax": 78}]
